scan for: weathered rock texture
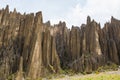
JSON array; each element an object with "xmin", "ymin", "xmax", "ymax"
[{"xmin": 0, "ymin": 6, "xmax": 120, "ymax": 79}]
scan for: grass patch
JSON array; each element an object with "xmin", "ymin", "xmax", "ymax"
[
  {"xmin": 52, "ymin": 73, "xmax": 120, "ymax": 80},
  {"xmin": 73, "ymin": 74, "xmax": 120, "ymax": 80}
]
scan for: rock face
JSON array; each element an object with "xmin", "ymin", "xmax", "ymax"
[{"xmin": 0, "ymin": 5, "xmax": 120, "ymax": 79}]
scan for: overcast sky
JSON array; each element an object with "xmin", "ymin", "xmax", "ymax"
[{"xmin": 0, "ymin": 0, "xmax": 120, "ymax": 28}]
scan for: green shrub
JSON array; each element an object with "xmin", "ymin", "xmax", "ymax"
[{"xmin": 96, "ymin": 62, "xmax": 119, "ymax": 72}]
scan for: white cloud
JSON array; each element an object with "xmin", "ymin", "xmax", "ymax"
[
  {"xmin": 0, "ymin": 0, "xmax": 120, "ymax": 28},
  {"xmin": 65, "ymin": 0, "xmax": 120, "ymax": 28}
]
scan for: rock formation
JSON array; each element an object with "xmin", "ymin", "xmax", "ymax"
[{"xmin": 0, "ymin": 5, "xmax": 120, "ymax": 79}]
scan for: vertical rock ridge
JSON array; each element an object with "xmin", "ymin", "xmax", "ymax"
[{"xmin": 0, "ymin": 5, "xmax": 120, "ymax": 79}]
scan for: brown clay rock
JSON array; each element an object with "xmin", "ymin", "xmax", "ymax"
[{"xmin": 0, "ymin": 5, "xmax": 120, "ymax": 80}]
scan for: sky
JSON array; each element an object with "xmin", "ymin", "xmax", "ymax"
[{"xmin": 0, "ymin": 0, "xmax": 120, "ymax": 28}]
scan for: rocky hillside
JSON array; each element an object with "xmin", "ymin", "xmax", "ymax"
[{"xmin": 0, "ymin": 5, "xmax": 120, "ymax": 80}]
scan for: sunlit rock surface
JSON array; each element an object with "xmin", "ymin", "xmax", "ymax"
[{"xmin": 0, "ymin": 5, "xmax": 120, "ymax": 79}]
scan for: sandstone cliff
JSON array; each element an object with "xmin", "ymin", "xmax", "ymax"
[{"xmin": 0, "ymin": 5, "xmax": 120, "ymax": 79}]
